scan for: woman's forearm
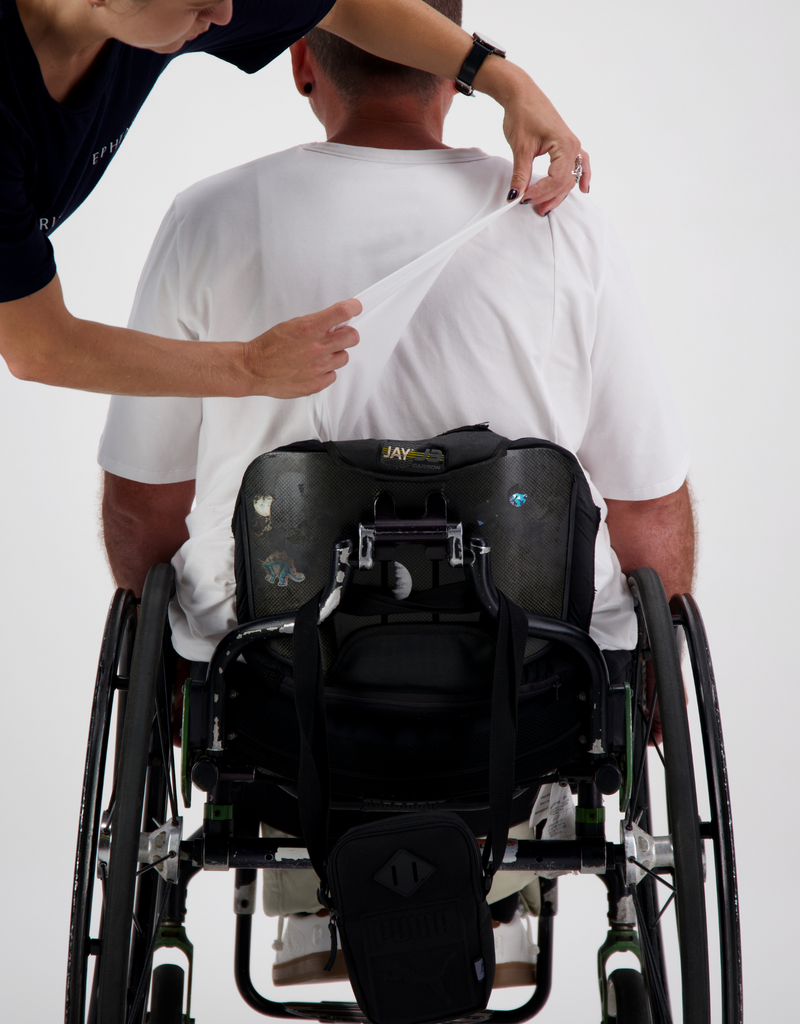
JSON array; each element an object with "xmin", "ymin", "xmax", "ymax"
[
  {"xmin": 320, "ymin": 0, "xmax": 475, "ymax": 80},
  {"xmin": 0, "ymin": 276, "xmax": 360, "ymax": 398}
]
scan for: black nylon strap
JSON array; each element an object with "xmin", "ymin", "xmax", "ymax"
[
  {"xmin": 339, "ymin": 581, "xmax": 479, "ymax": 618},
  {"xmin": 292, "ymin": 593, "xmax": 331, "ymax": 888},
  {"xmin": 293, "ymin": 588, "xmax": 528, "ymax": 896}
]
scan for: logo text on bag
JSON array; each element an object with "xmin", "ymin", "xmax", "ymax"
[
  {"xmin": 380, "ymin": 444, "xmax": 445, "ymax": 470},
  {"xmin": 370, "ymin": 908, "xmax": 454, "ymax": 948}
]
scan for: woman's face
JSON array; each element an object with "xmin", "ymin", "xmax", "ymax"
[{"xmin": 99, "ymin": 0, "xmax": 234, "ymax": 54}]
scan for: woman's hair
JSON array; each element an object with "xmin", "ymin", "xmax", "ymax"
[{"xmin": 305, "ymin": 0, "xmax": 462, "ymax": 102}]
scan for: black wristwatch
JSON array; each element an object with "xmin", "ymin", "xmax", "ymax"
[{"xmin": 454, "ymin": 33, "xmax": 507, "ymax": 96}]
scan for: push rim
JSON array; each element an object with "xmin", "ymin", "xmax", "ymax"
[
  {"xmin": 628, "ymin": 568, "xmax": 710, "ymax": 1024},
  {"xmin": 65, "ymin": 588, "xmax": 137, "ymax": 1024}
]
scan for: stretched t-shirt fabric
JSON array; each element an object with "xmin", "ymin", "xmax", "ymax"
[
  {"xmin": 0, "ymin": 0, "xmax": 335, "ymax": 302},
  {"xmin": 97, "ymin": 144, "xmax": 691, "ymax": 660}
]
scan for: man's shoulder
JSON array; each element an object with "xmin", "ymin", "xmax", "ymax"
[
  {"xmin": 171, "ymin": 145, "xmax": 310, "ymax": 224},
  {"xmin": 540, "ymin": 178, "xmax": 609, "ymax": 239},
  {"xmin": 538, "ymin": 185, "xmax": 613, "ymax": 279}
]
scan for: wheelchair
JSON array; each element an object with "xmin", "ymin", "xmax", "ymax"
[{"xmin": 64, "ymin": 426, "xmax": 742, "ymax": 1024}]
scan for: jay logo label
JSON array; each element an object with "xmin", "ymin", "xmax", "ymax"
[{"xmin": 380, "ymin": 443, "xmax": 445, "ymax": 471}]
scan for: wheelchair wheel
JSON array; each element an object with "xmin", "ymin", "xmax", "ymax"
[
  {"xmin": 65, "ymin": 587, "xmax": 137, "ymax": 1024},
  {"xmin": 608, "ymin": 968, "xmax": 650, "ymax": 1024},
  {"xmin": 628, "ymin": 568, "xmax": 709, "ymax": 1024},
  {"xmin": 95, "ymin": 564, "xmax": 178, "ymax": 1024},
  {"xmin": 671, "ymin": 594, "xmax": 742, "ymax": 1024}
]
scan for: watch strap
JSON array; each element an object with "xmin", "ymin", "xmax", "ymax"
[{"xmin": 455, "ymin": 33, "xmax": 507, "ymax": 97}]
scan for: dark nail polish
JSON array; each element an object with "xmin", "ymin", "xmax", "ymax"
[
  {"xmin": 520, "ymin": 198, "xmax": 533, "ymax": 205},
  {"xmin": 507, "ymin": 189, "xmax": 519, "ymax": 202}
]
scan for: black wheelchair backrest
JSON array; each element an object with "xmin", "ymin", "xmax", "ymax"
[{"xmin": 233, "ymin": 424, "xmax": 600, "ymax": 640}]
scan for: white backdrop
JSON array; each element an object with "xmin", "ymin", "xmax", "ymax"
[{"xmin": 1, "ymin": 1, "xmax": 798, "ymax": 1020}]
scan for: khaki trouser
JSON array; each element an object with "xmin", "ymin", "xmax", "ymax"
[{"xmin": 261, "ymin": 821, "xmax": 541, "ymax": 917}]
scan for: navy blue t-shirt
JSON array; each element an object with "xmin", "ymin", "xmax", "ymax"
[{"xmin": 0, "ymin": 0, "xmax": 335, "ymax": 302}]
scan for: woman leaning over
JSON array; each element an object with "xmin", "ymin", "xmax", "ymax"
[{"xmin": 0, "ymin": 0, "xmax": 590, "ymax": 400}]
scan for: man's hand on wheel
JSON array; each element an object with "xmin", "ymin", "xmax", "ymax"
[{"xmin": 243, "ymin": 297, "xmax": 362, "ymax": 398}]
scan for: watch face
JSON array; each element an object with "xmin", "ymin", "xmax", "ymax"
[{"xmin": 473, "ymin": 33, "xmax": 505, "ymax": 56}]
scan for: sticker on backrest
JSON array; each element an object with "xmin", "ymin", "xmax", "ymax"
[
  {"xmin": 379, "ymin": 442, "xmax": 445, "ymax": 471},
  {"xmin": 261, "ymin": 551, "xmax": 306, "ymax": 587}
]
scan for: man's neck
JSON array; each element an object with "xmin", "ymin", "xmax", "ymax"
[
  {"xmin": 327, "ymin": 119, "xmax": 450, "ymax": 150},
  {"xmin": 320, "ymin": 95, "xmax": 451, "ymax": 151}
]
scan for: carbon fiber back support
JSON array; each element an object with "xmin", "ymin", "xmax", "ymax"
[{"xmin": 232, "ymin": 428, "xmax": 599, "ymax": 658}]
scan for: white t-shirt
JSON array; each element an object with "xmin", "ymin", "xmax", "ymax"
[{"xmin": 98, "ymin": 143, "xmax": 690, "ymax": 661}]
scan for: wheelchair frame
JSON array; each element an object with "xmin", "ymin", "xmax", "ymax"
[{"xmin": 65, "ymin": 524, "xmax": 742, "ymax": 1024}]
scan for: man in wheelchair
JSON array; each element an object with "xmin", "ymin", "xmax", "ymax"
[{"xmin": 88, "ymin": 2, "xmax": 717, "ymax": 1022}]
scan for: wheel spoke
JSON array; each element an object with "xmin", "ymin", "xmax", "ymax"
[
  {"xmin": 628, "ymin": 691, "xmax": 659, "ymax": 828},
  {"xmin": 135, "ymin": 851, "xmax": 177, "ymax": 877},
  {"xmin": 630, "ymin": 859, "xmax": 675, "ymax": 892},
  {"xmin": 161, "ymin": 652, "xmax": 180, "ymax": 823},
  {"xmin": 155, "ymin": 664, "xmax": 179, "ymax": 823},
  {"xmin": 126, "ymin": 884, "xmax": 170, "ymax": 1024},
  {"xmin": 651, "ymin": 891, "xmax": 676, "ymax": 929},
  {"xmin": 632, "ymin": 889, "xmax": 674, "ymax": 1024}
]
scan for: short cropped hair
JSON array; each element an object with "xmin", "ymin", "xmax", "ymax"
[{"xmin": 305, "ymin": 0, "xmax": 463, "ymax": 102}]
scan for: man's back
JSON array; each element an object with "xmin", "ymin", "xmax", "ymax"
[{"xmin": 100, "ymin": 143, "xmax": 689, "ymax": 659}]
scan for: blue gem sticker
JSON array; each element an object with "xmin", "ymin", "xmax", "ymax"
[{"xmin": 509, "ymin": 493, "xmax": 527, "ymax": 507}]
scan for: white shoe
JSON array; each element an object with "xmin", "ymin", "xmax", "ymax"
[
  {"xmin": 493, "ymin": 907, "xmax": 539, "ymax": 988},
  {"xmin": 272, "ymin": 911, "xmax": 348, "ymax": 986}
]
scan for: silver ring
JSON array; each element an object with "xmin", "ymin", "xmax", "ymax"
[{"xmin": 572, "ymin": 155, "xmax": 583, "ymax": 185}]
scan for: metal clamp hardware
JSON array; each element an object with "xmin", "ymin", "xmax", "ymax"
[
  {"xmin": 318, "ymin": 540, "xmax": 353, "ymax": 620},
  {"xmin": 358, "ymin": 492, "xmax": 463, "ymax": 569},
  {"xmin": 97, "ymin": 810, "xmax": 112, "ymax": 880},
  {"xmin": 138, "ymin": 817, "xmax": 183, "ymax": 883},
  {"xmin": 622, "ymin": 821, "xmax": 674, "ymax": 887},
  {"xmin": 358, "ymin": 524, "xmax": 376, "ymax": 571},
  {"xmin": 446, "ymin": 523, "xmax": 464, "ymax": 567}
]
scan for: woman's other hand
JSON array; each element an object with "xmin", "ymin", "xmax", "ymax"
[
  {"xmin": 486, "ymin": 63, "xmax": 592, "ymax": 215},
  {"xmin": 319, "ymin": 0, "xmax": 590, "ymax": 214}
]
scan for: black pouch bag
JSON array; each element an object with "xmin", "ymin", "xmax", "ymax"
[
  {"xmin": 293, "ymin": 589, "xmax": 528, "ymax": 1024},
  {"xmin": 326, "ymin": 813, "xmax": 494, "ymax": 1024}
]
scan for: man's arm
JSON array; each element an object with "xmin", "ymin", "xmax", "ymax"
[
  {"xmin": 605, "ymin": 480, "xmax": 695, "ymax": 744},
  {"xmin": 102, "ymin": 472, "xmax": 195, "ymax": 597},
  {"xmin": 604, "ymin": 480, "xmax": 696, "ymax": 600}
]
